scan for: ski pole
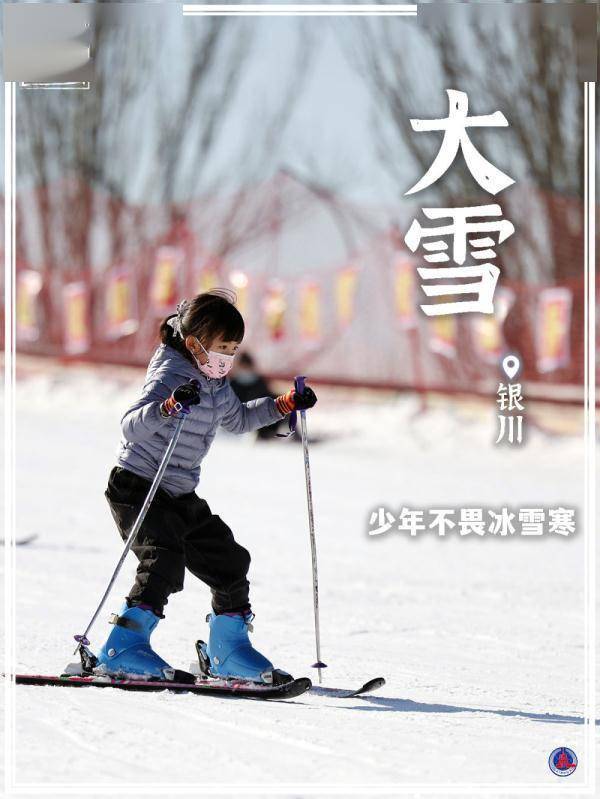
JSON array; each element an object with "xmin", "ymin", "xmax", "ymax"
[
  {"xmin": 73, "ymin": 413, "xmax": 187, "ymax": 655},
  {"xmin": 294, "ymin": 375, "xmax": 327, "ymax": 684}
]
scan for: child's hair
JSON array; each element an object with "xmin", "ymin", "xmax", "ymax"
[{"xmin": 160, "ymin": 289, "xmax": 245, "ymax": 364}]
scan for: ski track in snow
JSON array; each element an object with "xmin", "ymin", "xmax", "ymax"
[{"xmin": 1, "ymin": 371, "xmax": 596, "ymax": 793}]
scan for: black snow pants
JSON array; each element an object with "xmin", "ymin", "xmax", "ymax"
[{"xmin": 105, "ymin": 466, "xmax": 251, "ymax": 617}]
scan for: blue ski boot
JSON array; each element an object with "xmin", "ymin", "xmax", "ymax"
[
  {"xmin": 95, "ymin": 603, "xmax": 180, "ymax": 681},
  {"xmin": 202, "ymin": 611, "xmax": 292, "ymax": 685}
]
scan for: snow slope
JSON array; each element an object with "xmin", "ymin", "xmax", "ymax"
[{"xmin": 2, "ymin": 366, "xmax": 595, "ymax": 795}]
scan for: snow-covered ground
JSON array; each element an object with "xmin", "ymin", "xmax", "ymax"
[{"xmin": 2, "ymin": 363, "xmax": 596, "ymax": 795}]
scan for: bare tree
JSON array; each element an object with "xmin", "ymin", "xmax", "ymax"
[
  {"xmin": 153, "ymin": 18, "xmax": 252, "ymax": 207},
  {"xmin": 344, "ymin": 3, "xmax": 592, "ymax": 281},
  {"xmin": 16, "ymin": 8, "xmax": 159, "ymax": 271},
  {"xmin": 187, "ymin": 20, "xmax": 318, "ymax": 261},
  {"xmin": 15, "ymin": 10, "xmax": 316, "ymax": 272}
]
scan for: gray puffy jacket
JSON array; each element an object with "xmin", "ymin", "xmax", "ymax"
[{"xmin": 116, "ymin": 344, "xmax": 285, "ymax": 496}]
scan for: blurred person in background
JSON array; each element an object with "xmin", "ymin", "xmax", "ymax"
[{"xmin": 229, "ymin": 351, "xmax": 286, "ymax": 440}]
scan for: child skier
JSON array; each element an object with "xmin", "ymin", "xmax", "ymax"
[{"xmin": 95, "ymin": 290, "xmax": 317, "ymax": 685}]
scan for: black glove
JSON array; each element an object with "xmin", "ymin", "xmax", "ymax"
[
  {"xmin": 160, "ymin": 379, "xmax": 201, "ymax": 418},
  {"xmin": 294, "ymin": 385, "xmax": 317, "ymax": 410},
  {"xmin": 275, "ymin": 385, "xmax": 318, "ymax": 415}
]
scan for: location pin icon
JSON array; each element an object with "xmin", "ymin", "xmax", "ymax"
[{"xmin": 502, "ymin": 354, "xmax": 520, "ymax": 380}]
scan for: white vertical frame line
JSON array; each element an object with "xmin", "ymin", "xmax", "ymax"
[
  {"xmin": 4, "ymin": 80, "xmax": 17, "ymax": 797},
  {"xmin": 583, "ymin": 79, "xmax": 596, "ymax": 793}
]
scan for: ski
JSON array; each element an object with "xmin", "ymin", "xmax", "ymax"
[
  {"xmin": 311, "ymin": 676, "xmax": 385, "ymax": 699},
  {"xmin": 13, "ymin": 672, "xmax": 312, "ymax": 700},
  {"xmin": 0, "ymin": 534, "xmax": 39, "ymax": 546}
]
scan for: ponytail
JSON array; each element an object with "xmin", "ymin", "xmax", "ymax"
[{"xmin": 159, "ymin": 312, "xmax": 195, "ymax": 364}]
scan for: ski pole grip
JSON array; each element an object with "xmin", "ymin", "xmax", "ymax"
[
  {"xmin": 285, "ymin": 376, "xmax": 306, "ymax": 435},
  {"xmin": 294, "ymin": 375, "xmax": 306, "ymax": 394}
]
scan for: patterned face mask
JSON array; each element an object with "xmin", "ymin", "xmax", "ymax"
[{"xmin": 193, "ymin": 339, "xmax": 235, "ymax": 379}]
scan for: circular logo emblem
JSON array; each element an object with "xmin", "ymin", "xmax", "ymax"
[{"xmin": 548, "ymin": 747, "xmax": 578, "ymax": 776}]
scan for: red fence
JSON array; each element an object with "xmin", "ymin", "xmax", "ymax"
[
  {"xmin": 3, "ymin": 181, "xmax": 598, "ymax": 399},
  {"xmin": 8, "ymin": 248, "xmax": 595, "ymax": 397}
]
